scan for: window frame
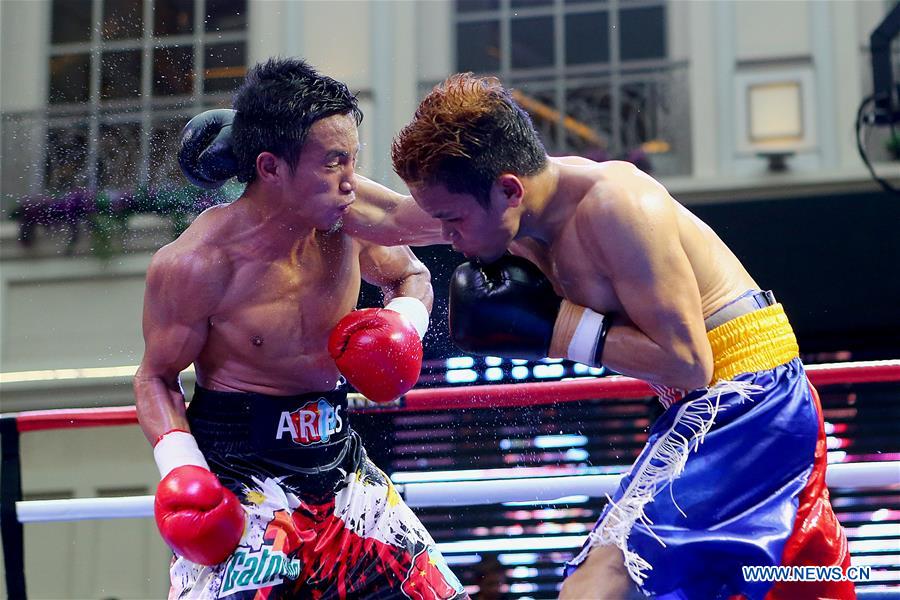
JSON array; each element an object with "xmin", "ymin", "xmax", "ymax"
[
  {"xmin": 453, "ymin": 0, "xmax": 674, "ymax": 158},
  {"xmin": 44, "ymin": 0, "xmax": 247, "ymax": 192}
]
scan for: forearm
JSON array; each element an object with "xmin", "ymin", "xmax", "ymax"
[
  {"xmin": 387, "ymin": 199, "xmax": 445, "ymax": 247},
  {"xmin": 347, "ymin": 178, "xmax": 445, "ymax": 247},
  {"xmin": 599, "ymin": 319, "xmax": 713, "ymax": 390},
  {"xmin": 134, "ymin": 367, "xmax": 191, "ymax": 445},
  {"xmin": 384, "ymin": 270, "xmax": 434, "ymax": 312},
  {"xmin": 377, "ymin": 272, "xmax": 432, "ymax": 342}
]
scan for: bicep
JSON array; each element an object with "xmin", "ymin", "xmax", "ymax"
[
  {"xmin": 585, "ymin": 192, "xmax": 705, "ymax": 347},
  {"xmin": 357, "ymin": 242, "xmax": 429, "ymax": 289},
  {"xmin": 139, "ymin": 254, "xmax": 216, "ymax": 380}
]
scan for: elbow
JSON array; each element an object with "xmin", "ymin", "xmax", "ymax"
[
  {"xmin": 683, "ymin": 359, "xmax": 714, "ymax": 391},
  {"xmin": 132, "ymin": 367, "xmax": 149, "ymax": 413},
  {"xmin": 670, "ymin": 344, "xmax": 714, "ymax": 390}
]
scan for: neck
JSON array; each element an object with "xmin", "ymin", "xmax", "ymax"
[
  {"xmin": 517, "ymin": 160, "xmax": 569, "ymax": 244},
  {"xmin": 237, "ymin": 184, "xmax": 317, "ymax": 248}
]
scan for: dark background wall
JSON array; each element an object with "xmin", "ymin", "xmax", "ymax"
[
  {"xmin": 361, "ymin": 189, "xmax": 900, "ymax": 361},
  {"xmin": 693, "ymin": 190, "xmax": 900, "ymax": 358}
]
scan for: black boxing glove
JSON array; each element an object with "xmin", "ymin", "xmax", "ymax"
[
  {"xmin": 449, "ymin": 255, "xmax": 610, "ymax": 365},
  {"xmin": 178, "ymin": 109, "xmax": 239, "ymax": 189}
]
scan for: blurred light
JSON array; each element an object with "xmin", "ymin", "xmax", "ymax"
[
  {"xmin": 572, "ymin": 363, "xmax": 590, "ymax": 374},
  {"xmin": 498, "ymin": 553, "xmax": 539, "ymax": 565},
  {"xmin": 848, "ymin": 539, "xmax": 900, "ymax": 553},
  {"xmin": 827, "ymin": 451, "xmax": 848, "ymax": 463},
  {"xmin": 748, "ymin": 81, "xmax": 803, "ymax": 144},
  {"xmin": 642, "ymin": 139, "xmax": 671, "ymax": 153},
  {"xmin": 446, "ymin": 369, "xmax": 478, "ymax": 383},
  {"xmin": 503, "ymin": 495, "xmax": 590, "ymax": 507},
  {"xmin": 511, "ymin": 359, "xmax": 528, "ymax": 365},
  {"xmin": 444, "ymin": 554, "xmax": 483, "ymax": 566},
  {"xmin": 565, "ymin": 449, "xmax": 589, "ymax": 461},
  {"xmin": 534, "ymin": 434, "xmax": 588, "ymax": 449},
  {"xmin": 485, "ymin": 367, "xmax": 504, "ymax": 381},
  {"xmin": 826, "ymin": 436, "xmax": 849, "ymax": 450},
  {"xmin": 823, "ymin": 421, "xmax": 835, "ymax": 435},
  {"xmin": 853, "ymin": 522, "xmax": 898, "ymax": 537},
  {"xmin": 446, "ymin": 356, "xmax": 474, "ymax": 369},
  {"xmin": 870, "ymin": 508, "xmax": 890, "ymax": 522},
  {"xmin": 511, "ymin": 566, "xmax": 539, "ymax": 579},
  {"xmin": 533, "ymin": 364, "xmax": 565, "ymax": 378},
  {"xmin": 509, "ymin": 583, "xmax": 538, "ymax": 593},
  {"xmin": 588, "ymin": 367, "xmax": 604, "ymax": 375},
  {"xmin": 511, "ymin": 366, "xmax": 530, "ymax": 379},
  {"xmin": 485, "ymin": 356, "xmax": 503, "ymax": 367},
  {"xmin": 540, "ymin": 358, "xmax": 564, "ymax": 364},
  {"xmin": 851, "ymin": 554, "xmax": 900, "ymax": 567}
]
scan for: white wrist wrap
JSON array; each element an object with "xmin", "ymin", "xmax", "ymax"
[
  {"xmin": 153, "ymin": 431, "xmax": 210, "ymax": 479},
  {"xmin": 385, "ymin": 296, "xmax": 430, "ymax": 340},
  {"xmin": 567, "ymin": 308, "xmax": 607, "ymax": 365}
]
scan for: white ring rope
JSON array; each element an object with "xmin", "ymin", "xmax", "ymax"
[{"xmin": 16, "ymin": 461, "xmax": 900, "ymax": 524}]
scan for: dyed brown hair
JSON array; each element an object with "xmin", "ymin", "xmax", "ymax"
[{"xmin": 391, "ymin": 73, "xmax": 546, "ymax": 207}]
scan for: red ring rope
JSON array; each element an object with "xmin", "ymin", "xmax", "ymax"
[{"xmin": 9, "ymin": 360, "xmax": 900, "ymax": 433}]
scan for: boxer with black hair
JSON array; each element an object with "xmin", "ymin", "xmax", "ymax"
[{"xmin": 136, "ymin": 57, "xmax": 464, "ymax": 599}]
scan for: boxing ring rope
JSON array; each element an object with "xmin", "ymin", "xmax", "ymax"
[
  {"xmin": 6, "ymin": 360, "xmax": 900, "ymax": 514},
  {"xmin": 13, "ymin": 460, "xmax": 900, "ymax": 524},
  {"xmin": 2, "ymin": 360, "xmax": 900, "ymax": 596}
]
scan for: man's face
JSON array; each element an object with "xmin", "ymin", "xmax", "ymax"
[
  {"xmin": 285, "ymin": 113, "xmax": 359, "ymax": 231},
  {"xmin": 410, "ymin": 182, "xmax": 516, "ymax": 263}
]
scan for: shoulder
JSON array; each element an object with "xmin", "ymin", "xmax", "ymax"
[
  {"xmin": 574, "ymin": 162, "xmax": 677, "ymax": 241},
  {"xmin": 583, "ymin": 162, "xmax": 673, "ymax": 216},
  {"xmin": 147, "ymin": 208, "xmax": 234, "ymax": 298}
]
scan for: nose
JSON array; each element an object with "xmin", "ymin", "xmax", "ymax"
[{"xmin": 339, "ymin": 176, "xmax": 355, "ymax": 195}]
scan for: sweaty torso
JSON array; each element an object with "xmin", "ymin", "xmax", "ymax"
[
  {"xmin": 183, "ymin": 204, "xmax": 362, "ymax": 395},
  {"xmin": 510, "ymin": 158, "xmax": 758, "ymax": 321}
]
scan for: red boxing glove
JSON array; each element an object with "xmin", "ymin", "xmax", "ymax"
[
  {"xmin": 329, "ymin": 304, "xmax": 425, "ymax": 403},
  {"xmin": 153, "ymin": 431, "xmax": 244, "ymax": 566}
]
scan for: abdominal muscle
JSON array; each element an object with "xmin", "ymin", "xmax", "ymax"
[
  {"xmin": 190, "ymin": 235, "xmax": 361, "ymax": 396},
  {"xmin": 194, "ymin": 354, "xmax": 342, "ymax": 396}
]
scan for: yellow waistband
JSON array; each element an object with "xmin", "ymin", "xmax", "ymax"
[{"xmin": 707, "ymin": 303, "xmax": 799, "ymax": 383}]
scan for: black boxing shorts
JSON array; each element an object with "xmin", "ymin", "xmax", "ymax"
[{"xmin": 166, "ymin": 385, "xmax": 467, "ymax": 600}]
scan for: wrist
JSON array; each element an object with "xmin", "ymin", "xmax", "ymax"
[
  {"xmin": 385, "ymin": 296, "xmax": 429, "ymax": 339},
  {"xmin": 153, "ymin": 429, "xmax": 209, "ymax": 479},
  {"xmin": 549, "ymin": 300, "xmax": 610, "ymax": 365}
]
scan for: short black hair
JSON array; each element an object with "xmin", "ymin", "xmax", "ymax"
[{"xmin": 231, "ymin": 57, "xmax": 363, "ymax": 184}]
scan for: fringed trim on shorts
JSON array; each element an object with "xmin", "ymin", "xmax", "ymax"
[
  {"xmin": 568, "ymin": 379, "xmax": 764, "ymax": 593},
  {"xmin": 651, "ymin": 303, "xmax": 799, "ymax": 409}
]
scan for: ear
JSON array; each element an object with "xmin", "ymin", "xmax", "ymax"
[
  {"xmin": 255, "ymin": 152, "xmax": 282, "ymax": 184},
  {"xmin": 493, "ymin": 174, "xmax": 525, "ymax": 208}
]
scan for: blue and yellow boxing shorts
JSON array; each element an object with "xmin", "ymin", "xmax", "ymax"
[{"xmin": 565, "ymin": 292, "xmax": 853, "ymax": 599}]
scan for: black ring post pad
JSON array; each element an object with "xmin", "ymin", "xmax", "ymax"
[{"xmin": 1, "ymin": 415, "xmax": 27, "ymax": 599}]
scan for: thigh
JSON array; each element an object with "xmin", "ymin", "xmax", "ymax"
[
  {"xmin": 560, "ymin": 546, "xmax": 641, "ymax": 600},
  {"xmin": 332, "ymin": 458, "xmax": 467, "ymax": 599}
]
